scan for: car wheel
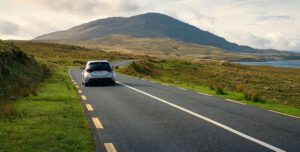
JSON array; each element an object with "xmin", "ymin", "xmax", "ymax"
[
  {"xmin": 111, "ymin": 81, "xmax": 116, "ymax": 85},
  {"xmin": 84, "ymin": 82, "xmax": 89, "ymax": 87}
]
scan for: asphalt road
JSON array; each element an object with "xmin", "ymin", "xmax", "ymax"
[{"xmin": 70, "ymin": 67, "xmax": 300, "ymax": 152}]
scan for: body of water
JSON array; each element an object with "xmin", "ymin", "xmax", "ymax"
[{"xmin": 236, "ymin": 60, "xmax": 300, "ymax": 68}]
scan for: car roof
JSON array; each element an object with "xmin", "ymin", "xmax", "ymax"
[{"xmin": 87, "ymin": 60, "xmax": 109, "ymax": 64}]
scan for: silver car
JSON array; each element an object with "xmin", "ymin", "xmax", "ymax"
[{"xmin": 81, "ymin": 60, "xmax": 116, "ymax": 86}]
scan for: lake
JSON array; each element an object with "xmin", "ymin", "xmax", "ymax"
[{"xmin": 236, "ymin": 60, "xmax": 300, "ymax": 68}]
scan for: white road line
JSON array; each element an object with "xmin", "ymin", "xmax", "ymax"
[
  {"xmin": 81, "ymin": 95, "xmax": 87, "ymax": 101},
  {"xmin": 162, "ymin": 83, "xmax": 169, "ymax": 86},
  {"xmin": 117, "ymin": 81, "xmax": 285, "ymax": 152},
  {"xmin": 78, "ymin": 90, "xmax": 82, "ymax": 94},
  {"xmin": 86, "ymin": 104, "xmax": 94, "ymax": 111},
  {"xmin": 104, "ymin": 143, "xmax": 117, "ymax": 152},
  {"xmin": 198, "ymin": 92, "xmax": 212, "ymax": 96},
  {"xmin": 226, "ymin": 99, "xmax": 246, "ymax": 105},
  {"xmin": 178, "ymin": 87, "xmax": 187, "ymax": 90},
  {"xmin": 92, "ymin": 117, "xmax": 104, "ymax": 129},
  {"xmin": 269, "ymin": 110, "xmax": 300, "ymax": 119}
]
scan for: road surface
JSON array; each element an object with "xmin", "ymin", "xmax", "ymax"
[{"xmin": 70, "ymin": 67, "xmax": 300, "ymax": 152}]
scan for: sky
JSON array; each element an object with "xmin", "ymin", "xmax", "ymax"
[{"xmin": 0, "ymin": 0, "xmax": 300, "ymax": 52}]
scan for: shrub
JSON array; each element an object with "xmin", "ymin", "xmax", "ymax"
[
  {"xmin": 244, "ymin": 90, "xmax": 265, "ymax": 103},
  {"xmin": 215, "ymin": 86, "xmax": 225, "ymax": 95},
  {"xmin": 236, "ymin": 83, "xmax": 245, "ymax": 92},
  {"xmin": 0, "ymin": 102, "xmax": 16, "ymax": 118},
  {"xmin": 209, "ymin": 84, "xmax": 226, "ymax": 95}
]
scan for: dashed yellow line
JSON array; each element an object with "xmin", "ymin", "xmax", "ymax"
[
  {"xmin": 86, "ymin": 104, "xmax": 94, "ymax": 111},
  {"xmin": 81, "ymin": 95, "xmax": 87, "ymax": 101},
  {"xmin": 75, "ymin": 85, "xmax": 79, "ymax": 89},
  {"xmin": 78, "ymin": 90, "xmax": 82, "ymax": 94},
  {"xmin": 92, "ymin": 117, "xmax": 104, "ymax": 129},
  {"xmin": 226, "ymin": 99, "xmax": 246, "ymax": 105},
  {"xmin": 269, "ymin": 110, "xmax": 300, "ymax": 119},
  {"xmin": 104, "ymin": 143, "xmax": 117, "ymax": 152}
]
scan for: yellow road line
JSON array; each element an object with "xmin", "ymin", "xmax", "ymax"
[
  {"xmin": 269, "ymin": 110, "xmax": 300, "ymax": 119},
  {"xmin": 86, "ymin": 104, "xmax": 94, "ymax": 111},
  {"xmin": 104, "ymin": 143, "xmax": 117, "ymax": 152},
  {"xmin": 75, "ymin": 85, "xmax": 79, "ymax": 89},
  {"xmin": 92, "ymin": 117, "xmax": 103, "ymax": 129},
  {"xmin": 81, "ymin": 95, "xmax": 87, "ymax": 101},
  {"xmin": 78, "ymin": 90, "xmax": 82, "ymax": 94},
  {"xmin": 226, "ymin": 99, "xmax": 246, "ymax": 105}
]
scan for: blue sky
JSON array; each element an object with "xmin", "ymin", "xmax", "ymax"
[{"xmin": 0, "ymin": 0, "xmax": 299, "ymax": 51}]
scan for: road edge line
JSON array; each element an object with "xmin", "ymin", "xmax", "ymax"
[{"xmin": 117, "ymin": 81, "xmax": 285, "ymax": 152}]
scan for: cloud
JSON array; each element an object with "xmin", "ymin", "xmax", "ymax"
[
  {"xmin": 256, "ymin": 15, "xmax": 291, "ymax": 22},
  {"xmin": 225, "ymin": 31, "xmax": 299, "ymax": 51},
  {"xmin": 19, "ymin": 0, "xmax": 141, "ymax": 17},
  {"xmin": 0, "ymin": 20, "xmax": 20, "ymax": 35}
]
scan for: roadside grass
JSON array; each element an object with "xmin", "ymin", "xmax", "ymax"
[
  {"xmin": 118, "ymin": 59, "xmax": 300, "ymax": 117},
  {"xmin": 0, "ymin": 67, "xmax": 93, "ymax": 151}
]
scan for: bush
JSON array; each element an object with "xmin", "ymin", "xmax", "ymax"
[
  {"xmin": 244, "ymin": 90, "xmax": 265, "ymax": 103},
  {"xmin": 0, "ymin": 102, "xmax": 16, "ymax": 119},
  {"xmin": 209, "ymin": 84, "xmax": 226, "ymax": 95},
  {"xmin": 215, "ymin": 86, "xmax": 225, "ymax": 95}
]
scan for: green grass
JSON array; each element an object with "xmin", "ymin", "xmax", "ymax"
[
  {"xmin": 0, "ymin": 67, "xmax": 93, "ymax": 151},
  {"xmin": 118, "ymin": 58, "xmax": 300, "ymax": 117}
]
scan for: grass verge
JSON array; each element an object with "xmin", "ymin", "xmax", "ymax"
[
  {"xmin": 0, "ymin": 67, "xmax": 93, "ymax": 151},
  {"xmin": 118, "ymin": 59, "xmax": 300, "ymax": 118}
]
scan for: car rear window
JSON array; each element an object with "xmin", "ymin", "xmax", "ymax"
[{"xmin": 88, "ymin": 62, "xmax": 112, "ymax": 71}]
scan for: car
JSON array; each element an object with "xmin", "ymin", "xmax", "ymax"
[{"xmin": 81, "ymin": 60, "xmax": 116, "ymax": 86}]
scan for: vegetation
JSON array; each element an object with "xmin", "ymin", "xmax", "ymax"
[
  {"xmin": 0, "ymin": 40, "xmax": 49, "ymax": 105},
  {"xmin": 58, "ymin": 35, "xmax": 260, "ymax": 61},
  {"xmin": 12, "ymin": 40, "xmax": 134, "ymax": 66},
  {"xmin": 118, "ymin": 58, "xmax": 300, "ymax": 116},
  {"xmin": 1, "ymin": 40, "xmax": 134, "ymax": 151},
  {"xmin": 0, "ymin": 68, "xmax": 93, "ymax": 151}
]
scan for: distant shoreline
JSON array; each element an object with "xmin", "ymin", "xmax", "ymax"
[{"xmin": 234, "ymin": 60, "xmax": 300, "ymax": 68}]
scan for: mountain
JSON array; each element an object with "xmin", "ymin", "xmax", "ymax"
[{"xmin": 34, "ymin": 12, "xmax": 300, "ymax": 60}]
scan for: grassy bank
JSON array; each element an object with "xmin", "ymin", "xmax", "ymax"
[
  {"xmin": 0, "ymin": 68, "xmax": 93, "ymax": 151},
  {"xmin": 118, "ymin": 58, "xmax": 300, "ymax": 117},
  {"xmin": 0, "ymin": 40, "xmax": 49, "ymax": 103}
]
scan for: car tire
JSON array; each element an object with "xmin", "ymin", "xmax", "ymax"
[
  {"xmin": 84, "ymin": 82, "xmax": 89, "ymax": 87},
  {"xmin": 111, "ymin": 81, "xmax": 116, "ymax": 85}
]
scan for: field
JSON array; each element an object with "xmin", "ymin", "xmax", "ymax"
[
  {"xmin": 118, "ymin": 58, "xmax": 300, "ymax": 116},
  {"xmin": 41, "ymin": 35, "xmax": 259, "ymax": 61}
]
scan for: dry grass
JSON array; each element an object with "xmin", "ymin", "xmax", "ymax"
[
  {"xmin": 119, "ymin": 58, "xmax": 300, "ymax": 108},
  {"xmin": 44, "ymin": 35, "xmax": 259, "ymax": 61}
]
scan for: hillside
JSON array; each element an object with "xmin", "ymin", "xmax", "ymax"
[
  {"xmin": 60, "ymin": 35, "xmax": 261, "ymax": 61},
  {"xmin": 34, "ymin": 13, "xmax": 300, "ymax": 60}
]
